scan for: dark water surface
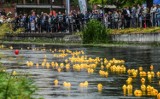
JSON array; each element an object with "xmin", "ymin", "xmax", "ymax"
[{"xmin": 0, "ymin": 44, "xmax": 159, "ymax": 99}]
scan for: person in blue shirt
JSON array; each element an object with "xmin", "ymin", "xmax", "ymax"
[{"xmin": 156, "ymin": 5, "xmax": 160, "ymax": 26}]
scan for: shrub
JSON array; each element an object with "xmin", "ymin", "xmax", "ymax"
[
  {"xmin": 0, "ymin": 23, "xmax": 24, "ymax": 39},
  {"xmin": 82, "ymin": 19, "xmax": 110, "ymax": 44},
  {"xmin": 0, "ymin": 62, "xmax": 38, "ymax": 99}
]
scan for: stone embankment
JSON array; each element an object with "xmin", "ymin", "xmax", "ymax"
[
  {"xmin": 111, "ymin": 33, "xmax": 160, "ymax": 43},
  {"xmin": 4, "ymin": 32, "xmax": 160, "ymax": 43}
]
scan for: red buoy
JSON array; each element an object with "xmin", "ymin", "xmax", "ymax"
[{"xmin": 14, "ymin": 49, "xmax": 19, "ymax": 55}]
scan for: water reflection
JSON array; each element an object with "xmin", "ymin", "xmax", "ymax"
[{"xmin": 0, "ymin": 45, "xmax": 160, "ymax": 99}]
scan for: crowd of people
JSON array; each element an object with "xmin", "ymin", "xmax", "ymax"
[{"xmin": 0, "ymin": 4, "xmax": 160, "ymax": 33}]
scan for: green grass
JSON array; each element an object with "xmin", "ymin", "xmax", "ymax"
[{"xmin": 111, "ymin": 27, "xmax": 160, "ymax": 34}]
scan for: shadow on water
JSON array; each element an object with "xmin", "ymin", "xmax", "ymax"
[{"xmin": 0, "ymin": 44, "xmax": 160, "ymax": 99}]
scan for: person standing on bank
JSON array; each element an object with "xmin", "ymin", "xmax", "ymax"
[
  {"xmin": 123, "ymin": 7, "xmax": 131, "ymax": 28},
  {"xmin": 57, "ymin": 12, "xmax": 63, "ymax": 33}
]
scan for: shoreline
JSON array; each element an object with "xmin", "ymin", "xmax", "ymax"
[{"xmin": 1, "ymin": 41, "xmax": 156, "ymax": 48}]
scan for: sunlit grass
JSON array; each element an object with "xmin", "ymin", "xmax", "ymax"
[{"xmin": 111, "ymin": 27, "xmax": 160, "ymax": 34}]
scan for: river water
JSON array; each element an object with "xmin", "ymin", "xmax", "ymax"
[{"xmin": 0, "ymin": 44, "xmax": 159, "ymax": 99}]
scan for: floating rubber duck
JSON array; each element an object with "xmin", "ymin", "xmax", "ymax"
[
  {"xmin": 60, "ymin": 63, "xmax": 64, "ymax": 68},
  {"xmin": 148, "ymin": 74, "xmax": 152, "ymax": 82},
  {"xmin": 157, "ymin": 72, "xmax": 160, "ymax": 78},
  {"xmin": 101, "ymin": 65, "xmax": 104, "ymax": 70},
  {"xmin": 54, "ymin": 79, "xmax": 58, "ymax": 86},
  {"xmin": 97, "ymin": 83, "xmax": 103, "ymax": 92},
  {"xmin": 141, "ymin": 84, "xmax": 146, "ymax": 95},
  {"xmin": 65, "ymin": 63, "xmax": 70, "ymax": 71},
  {"xmin": 157, "ymin": 93, "xmax": 160, "ymax": 99},
  {"xmin": 134, "ymin": 90, "xmax": 142, "ymax": 97},
  {"xmin": 151, "ymin": 89, "xmax": 158, "ymax": 96},
  {"xmin": 151, "ymin": 71, "xmax": 155, "ymax": 77},
  {"xmin": 84, "ymin": 81, "xmax": 88, "ymax": 87},
  {"xmin": 126, "ymin": 77, "xmax": 132, "ymax": 85},
  {"xmin": 46, "ymin": 62, "xmax": 50, "ymax": 69},
  {"xmin": 122, "ymin": 84, "xmax": 127, "ymax": 95},
  {"xmin": 57, "ymin": 68, "xmax": 61, "ymax": 72},
  {"xmin": 132, "ymin": 71, "xmax": 138, "ymax": 78},
  {"xmin": 127, "ymin": 84, "xmax": 133, "ymax": 96},
  {"xmin": 36, "ymin": 63, "xmax": 39, "ymax": 68},
  {"xmin": 79, "ymin": 81, "xmax": 89, "ymax": 88},
  {"xmin": 147, "ymin": 85, "xmax": 152, "ymax": 96},
  {"xmin": 140, "ymin": 71, "xmax": 147, "ymax": 77},
  {"xmin": 139, "ymin": 66, "xmax": 143, "ymax": 71},
  {"xmin": 141, "ymin": 78, "xmax": 145, "ymax": 84},
  {"xmin": 12, "ymin": 70, "xmax": 17, "ymax": 76},
  {"xmin": 26, "ymin": 61, "xmax": 34, "ymax": 67},
  {"xmin": 10, "ymin": 46, "xmax": 13, "ymax": 50},
  {"xmin": 63, "ymin": 81, "xmax": 71, "ymax": 89}
]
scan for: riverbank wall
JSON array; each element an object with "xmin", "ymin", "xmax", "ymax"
[
  {"xmin": 111, "ymin": 33, "xmax": 160, "ymax": 43},
  {"xmin": 3, "ymin": 32, "xmax": 160, "ymax": 44}
]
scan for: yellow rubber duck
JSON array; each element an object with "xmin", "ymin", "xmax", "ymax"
[
  {"xmin": 134, "ymin": 90, "xmax": 142, "ymax": 97},
  {"xmin": 132, "ymin": 71, "xmax": 138, "ymax": 78},
  {"xmin": 127, "ymin": 69, "xmax": 132, "ymax": 75},
  {"xmin": 148, "ymin": 74, "xmax": 152, "ymax": 82},
  {"xmin": 84, "ymin": 81, "xmax": 88, "ymax": 87},
  {"xmin": 46, "ymin": 62, "xmax": 50, "ymax": 69},
  {"xmin": 10, "ymin": 46, "xmax": 13, "ymax": 50},
  {"xmin": 65, "ymin": 63, "xmax": 70, "ymax": 71},
  {"xmin": 122, "ymin": 84, "xmax": 127, "ymax": 95},
  {"xmin": 87, "ymin": 68, "xmax": 94, "ymax": 74},
  {"xmin": 60, "ymin": 63, "xmax": 64, "ymax": 68},
  {"xmin": 147, "ymin": 85, "xmax": 152, "ymax": 96},
  {"xmin": 151, "ymin": 89, "xmax": 158, "ymax": 96},
  {"xmin": 63, "ymin": 81, "xmax": 67, "ymax": 87},
  {"xmin": 79, "ymin": 83, "xmax": 84, "ymax": 88},
  {"xmin": 57, "ymin": 68, "xmax": 61, "ymax": 72},
  {"xmin": 105, "ymin": 72, "xmax": 109, "ymax": 77},
  {"xmin": 97, "ymin": 83, "xmax": 103, "ymax": 92},
  {"xmin": 141, "ymin": 78, "xmax": 145, "ymax": 84},
  {"xmin": 63, "ymin": 82, "xmax": 71, "ymax": 89},
  {"xmin": 141, "ymin": 84, "xmax": 146, "ymax": 95},
  {"xmin": 54, "ymin": 79, "xmax": 58, "ymax": 86},
  {"xmin": 127, "ymin": 84, "xmax": 133, "ymax": 96},
  {"xmin": 151, "ymin": 71, "xmax": 155, "ymax": 77},
  {"xmin": 41, "ymin": 62, "xmax": 46, "ymax": 67},
  {"xmin": 36, "ymin": 63, "xmax": 39, "ymax": 68},
  {"xmin": 139, "ymin": 66, "xmax": 143, "ymax": 71},
  {"xmin": 157, "ymin": 72, "xmax": 160, "ymax": 78},
  {"xmin": 157, "ymin": 93, "xmax": 160, "ymax": 99},
  {"xmin": 12, "ymin": 70, "xmax": 17, "ymax": 76},
  {"xmin": 101, "ymin": 65, "xmax": 104, "ymax": 70},
  {"xmin": 126, "ymin": 77, "xmax": 132, "ymax": 85}
]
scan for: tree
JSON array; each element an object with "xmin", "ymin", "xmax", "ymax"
[
  {"xmin": 89, "ymin": 0, "xmax": 107, "ymax": 4},
  {"xmin": 88, "ymin": 0, "xmax": 146, "ymax": 8},
  {"xmin": 70, "ymin": 0, "xmax": 79, "ymax": 7},
  {"xmin": 146, "ymin": 0, "xmax": 153, "ymax": 8}
]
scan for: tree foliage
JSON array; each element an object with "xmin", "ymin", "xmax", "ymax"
[
  {"xmin": 88, "ymin": 0, "xmax": 146, "ymax": 8},
  {"xmin": 0, "ymin": 23, "xmax": 24, "ymax": 39},
  {"xmin": 89, "ymin": 0, "xmax": 107, "ymax": 4},
  {"xmin": 70, "ymin": 0, "xmax": 79, "ymax": 7}
]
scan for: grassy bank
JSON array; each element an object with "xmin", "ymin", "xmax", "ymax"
[{"xmin": 111, "ymin": 27, "xmax": 160, "ymax": 34}]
